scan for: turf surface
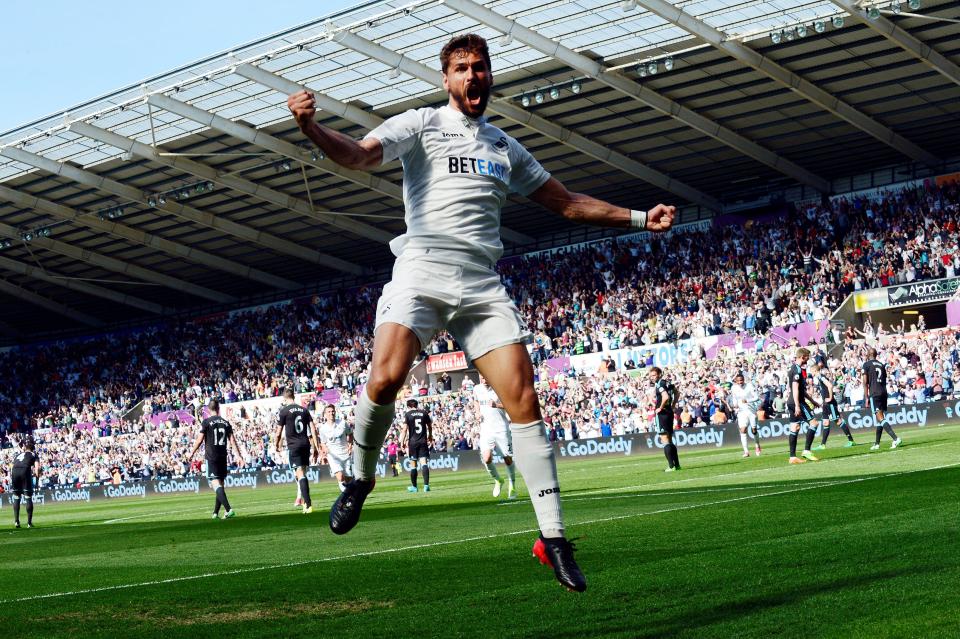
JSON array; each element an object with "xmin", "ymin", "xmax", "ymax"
[{"xmin": 2, "ymin": 425, "xmax": 958, "ymax": 638}]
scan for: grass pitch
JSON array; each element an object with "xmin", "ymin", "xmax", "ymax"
[{"xmin": 2, "ymin": 425, "xmax": 959, "ymax": 639}]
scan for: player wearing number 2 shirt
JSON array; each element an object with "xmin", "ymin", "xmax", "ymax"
[
  {"xmin": 189, "ymin": 399, "xmax": 246, "ymax": 520},
  {"xmin": 275, "ymin": 388, "xmax": 320, "ymax": 513},
  {"xmin": 401, "ymin": 399, "xmax": 433, "ymax": 493}
]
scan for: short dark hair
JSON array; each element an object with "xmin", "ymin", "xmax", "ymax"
[
  {"xmin": 208, "ymin": 399, "xmax": 220, "ymax": 413},
  {"xmin": 283, "ymin": 387, "xmax": 295, "ymax": 400},
  {"xmin": 407, "ymin": 398, "xmax": 419, "ymax": 408},
  {"xmin": 867, "ymin": 347, "xmax": 878, "ymax": 359},
  {"xmin": 440, "ymin": 34, "xmax": 491, "ymax": 74},
  {"xmin": 649, "ymin": 366, "xmax": 662, "ymax": 376}
]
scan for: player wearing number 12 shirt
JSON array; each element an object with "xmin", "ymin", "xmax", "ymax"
[
  {"xmin": 401, "ymin": 399, "xmax": 432, "ymax": 493},
  {"xmin": 275, "ymin": 388, "xmax": 321, "ymax": 514},
  {"xmin": 188, "ymin": 399, "xmax": 246, "ymax": 520}
]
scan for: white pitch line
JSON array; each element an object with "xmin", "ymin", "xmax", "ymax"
[{"xmin": 2, "ymin": 461, "xmax": 956, "ymax": 605}]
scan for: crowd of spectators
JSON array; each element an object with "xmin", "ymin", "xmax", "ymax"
[{"xmin": 1, "ymin": 180, "xmax": 959, "ymax": 490}]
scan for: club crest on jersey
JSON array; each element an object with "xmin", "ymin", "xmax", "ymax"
[{"xmin": 493, "ymin": 136, "xmax": 509, "ymax": 153}]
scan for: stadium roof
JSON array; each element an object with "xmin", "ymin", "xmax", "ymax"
[{"xmin": 0, "ymin": 0, "xmax": 958, "ymax": 343}]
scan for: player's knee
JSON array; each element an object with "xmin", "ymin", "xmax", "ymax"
[
  {"xmin": 503, "ymin": 456, "xmax": 513, "ymax": 465},
  {"xmin": 481, "ymin": 451, "xmax": 492, "ymax": 464},
  {"xmin": 366, "ymin": 369, "xmax": 406, "ymax": 403}
]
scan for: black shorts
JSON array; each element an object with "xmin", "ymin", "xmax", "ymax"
[
  {"xmin": 655, "ymin": 412, "xmax": 674, "ymax": 436},
  {"xmin": 825, "ymin": 401, "xmax": 840, "ymax": 421},
  {"xmin": 408, "ymin": 442, "xmax": 430, "ymax": 460},
  {"xmin": 387, "ymin": 454, "xmax": 397, "ymax": 463},
  {"xmin": 288, "ymin": 446, "xmax": 311, "ymax": 468},
  {"xmin": 869, "ymin": 395, "xmax": 888, "ymax": 414},
  {"xmin": 790, "ymin": 403, "xmax": 815, "ymax": 425},
  {"xmin": 206, "ymin": 457, "xmax": 228, "ymax": 481},
  {"xmin": 11, "ymin": 468, "xmax": 32, "ymax": 496}
]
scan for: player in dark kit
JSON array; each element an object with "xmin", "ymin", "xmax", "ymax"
[
  {"xmin": 863, "ymin": 348, "xmax": 901, "ymax": 450},
  {"xmin": 811, "ymin": 362, "xmax": 855, "ymax": 450},
  {"xmin": 274, "ymin": 388, "xmax": 320, "ymax": 514},
  {"xmin": 189, "ymin": 400, "xmax": 246, "ymax": 519},
  {"xmin": 9, "ymin": 436, "xmax": 40, "ymax": 529},
  {"xmin": 787, "ymin": 348, "xmax": 821, "ymax": 464},
  {"xmin": 648, "ymin": 367, "xmax": 680, "ymax": 471},
  {"xmin": 401, "ymin": 399, "xmax": 433, "ymax": 493}
]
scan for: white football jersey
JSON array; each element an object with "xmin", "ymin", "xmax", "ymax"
[
  {"xmin": 365, "ymin": 105, "xmax": 550, "ymax": 262},
  {"xmin": 730, "ymin": 382, "xmax": 760, "ymax": 414},
  {"xmin": 319, "ymin": 420, "xmax": 351, "ymax": 456}
]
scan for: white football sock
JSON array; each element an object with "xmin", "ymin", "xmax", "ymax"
[
  {"xmin": 483, "ymin": 459, "xmax": 501, "ymax": 481},
  {"xmin": 353, "ymin": 389, "xmax": 395, "ymax": 481},
  {"xmin": 506, "ymin": 460, "xmax": 516, "ymax": 486},
  {"xmin": 740, "ymin": 432, "xmax": 749, "ymax": 452},
  {"xmin": 510, "ymin": 421, "xmax": 564, "ymax": 538}
]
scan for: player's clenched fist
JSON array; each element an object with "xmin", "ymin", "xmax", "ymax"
[
  {"xmin": 646, "ymin": 203, "xmax": 676, "ymax": 232},
  {"xmin": 288, "ymin": 90, "xmax": 317, "ymax": 131}
]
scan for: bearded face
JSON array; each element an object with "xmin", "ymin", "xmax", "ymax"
[{"xmin": 442, "ymin": 49, "xmax": 492, "ymax": 118}]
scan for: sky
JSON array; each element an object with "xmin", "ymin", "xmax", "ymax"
[{"xmin": 0, "ymin": 0, "xmax": 360, "ymax": 134}]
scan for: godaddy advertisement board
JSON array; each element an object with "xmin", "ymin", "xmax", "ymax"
[{"xmin": 6, "ymin": 400, "xmax": 957, "ymax": 508}]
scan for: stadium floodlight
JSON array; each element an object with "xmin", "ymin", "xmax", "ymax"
[
  {"xmin": 638, "ymin": 63, "xmax": 647, "ymax": 77},
  {"xmin": 147, "ymin": 196, "xmax": 157, "ymax": 207},
  {"xmin": 388, "ymin": 67, "xmax": 401, "ymax": 79},
  {"xmin": 549, "ymin": 86, "xmax": 560, "ymax": 100},
  {"xmin": 571, "ymin": 79, "xmax": 582, "ymax": 94},
  {"xmin": 499, "ymin": 32, "xmax": 513, "ymax": 47},
  {"xmin": 814, "ymin": 20, "xmax": 826, "ymax": 33},
  {"xmin": 832, "ymin": 15, "xmax": 844, "ymax": 28},
  {"xmin": 664, "ymin": 56, "xmax": 675, "ymax": 71},
  {"xmin": 195, "ymin": 183, "xmax": 206, "ymax": 194},
  {"xmin": 205, "ymin": 181, "xmax": 215, "ymax": 191},
  {"xmin": 280, "ymin": 160, "xmax": 292, "ymax": 172},
  {"xmin": 647, "ymin": 61, "xmax": 658, "ymax": 75},
  {"xmin": 534, "ymin": 90, "xmax": 544, "ymax": 104},
  {"xmin": 179, "ymin": 189, "xmax": 190, "ymax": 200},
  {"xmin": 908, "ymin": 0, "xmax": 920, "ymax": 8},
  {"xmin": 520, "ymin": 93, "xmax": 530, "ymax": 107},
  {"xmin": 115, "ymin": 207, "xmax": 124, "ymax": 218},
  {"xmin": 868, "ymin": 6, "xmax": 881, "ymax": 19},
  {"xmin": 158, "ymin": 194, "xmax": 167, "ymax": 206},
  {"xmin": 890, "ymin": 2, "xmax": 902, "ymax": 14},
  {"xmin": 622, "ymin": 0, "xmax": 637, "ymax": 11},
  {"xmin": 796, "ymin": 24, "xmax": 807, "ymax": 38},
  {"xmin": 770, "ymin": 31, "xmax": 782, "ymax": 44},
  {"xmin": 23, "ymin": 232, "xmax": 33, "ymax": 241},
  {"xmin": 784, "ymin": 27, "xmax": 796, "ymax": 41},
  {"xmin": 40, "ymin": 228, "xmax": 51, "ymax": 237}
]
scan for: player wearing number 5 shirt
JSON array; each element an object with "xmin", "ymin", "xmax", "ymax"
[{"xmin": 401, "ymin": 399, "xmax": 433, "ymax": 493}]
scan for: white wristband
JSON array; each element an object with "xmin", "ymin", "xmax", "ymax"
[{"xmin": 630, "ymin": 209, "xmax": 648, "ymax": 230}]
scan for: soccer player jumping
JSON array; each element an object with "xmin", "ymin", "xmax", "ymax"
[{"xmin": 288, "ymin": 34, "xmax": 675, "ymax": 593}]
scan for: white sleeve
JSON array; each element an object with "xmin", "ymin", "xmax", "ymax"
[
  {"xmin": 364, "ymin": 108, "xmax": 424, "ymax": 165},
  {"xmin": 507, "ymin": 136, "xmax": 551, "ymax": 196}
]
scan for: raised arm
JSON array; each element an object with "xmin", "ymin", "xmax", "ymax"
[
  {"xmin": 288, "ymin": 91, "xmax": 383, "ymax": 170},
  {"xmin": 528, "ymin": 177, "xmax": 675, "ymax": 232}
]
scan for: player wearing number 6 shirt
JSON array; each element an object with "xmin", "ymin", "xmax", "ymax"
[
  {"xmin": 275, "ymin": 388, "xmax": 321, "ymax": 514},
  {"xmin": 864, "ymin": 347, "xmax": 901, "ymax": 450},
  {"xmin": 401, "ymin": 399, "xmax": 432, "ymax": 493},
  {"xmin": 189, "ymin": 399, "xmax": 246, "ymax": 520},
  {"xmin": 9, "ymin": 436, "xmax": 40, "ymax": 529},
  {"xmin": 318, "ymin": 404, "xmax": 353, "ymax": 493},
  {"xmin": 289, "ymin": 33, "xmax": 676, "ymax": 593},
  {"xmin": 474, "ymin": 375, "xmax": 516, "ymax": 499}
]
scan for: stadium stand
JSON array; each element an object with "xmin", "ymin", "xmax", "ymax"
[{"xmin": 1, "ymin": 182, "xmax": 959, "ymax": 491}]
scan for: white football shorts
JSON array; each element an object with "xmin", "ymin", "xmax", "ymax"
[
  {"xmin": 327, "ymin": 448, "xmax": 352, "ymax": 477},
  {"xmin": 375, "ymin": 249, "xmax": 532, "ymax": 361},
  {"xmin": 479, "ymin": 408, "xmax": 513, "ymax": 457},
  {"xmin": 736, "ymin": 411, "xmax": 757, "ymax": 431}
]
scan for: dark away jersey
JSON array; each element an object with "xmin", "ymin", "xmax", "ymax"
[
  {"xmin": 654, "ymin": 380, "xmax": 674, "ymax": 411},
  {"xmin": 863, "ymin": 359, "xmax": 887, "ymax": 397},
  {"xmin": 814, "ymin": 374, "xmax": 832, "ymax": 402},
  {"xmin": 278, "ymin": 403, "xmax": 312, "ymax": 450},
  {"xmin": 404, "ymin": 409, "xmax": 432, "ymax": 446},
  {"xmin": 787, "ymin": 363, "xmax": 807, "ymax": 407},
  {"xmin": 201, "ymin": 416, "xmax": 233, "ymax": 461},
  {"xmin": 13, "ymin": 450, "xmax": 38, "ymax": 470}
]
